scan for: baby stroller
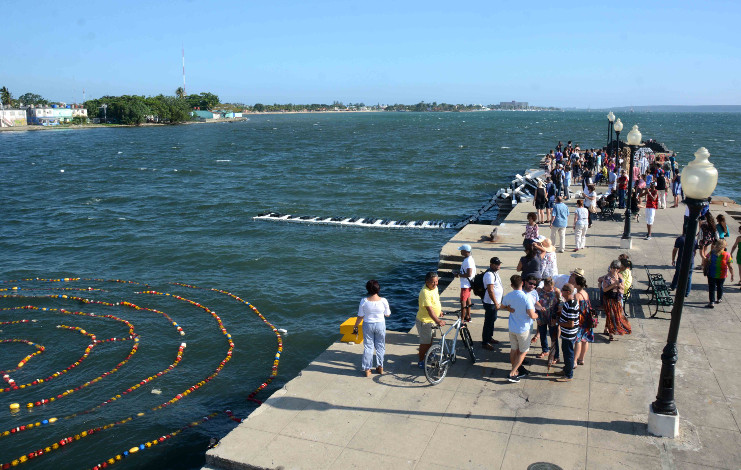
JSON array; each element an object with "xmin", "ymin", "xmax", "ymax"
[{"xmin": 597, "ymin": 193, "xmax": 617, "ymax": 221}]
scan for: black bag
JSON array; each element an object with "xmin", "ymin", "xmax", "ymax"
[{"xmin": 471, "ymin": 269, "xmax": 490, "ymax": 298}]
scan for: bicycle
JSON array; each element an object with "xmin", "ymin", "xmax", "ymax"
[{"xmin": 423, "ymin": 310, "xmax": 477, "ymax": 385}]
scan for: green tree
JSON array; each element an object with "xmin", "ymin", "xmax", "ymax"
[
  {"xmin": 105, "ymin": 95, "xmax": 149, "ymax": 125},
  {"xmin": 186, "ymin": 92, "xmax": 220, "ymax": 110},
  {"xmin": 0, "ymin": 87, "xmax": 12, "ymax": 106},
  {"xmin": 17, "ymin": 93, "xmax": 48, "ymax": 106},
  {"xmin": 253, "ymin": 103, "xmax": 265, "ymax": 112},
  {"xmin": 175, "ymin": 87, "xmax": 185, "ymax": 99}
]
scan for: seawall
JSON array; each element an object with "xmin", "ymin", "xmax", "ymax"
[{"xmin": 204, "ymin": 165, "xmax": 741, "ymax": 470}]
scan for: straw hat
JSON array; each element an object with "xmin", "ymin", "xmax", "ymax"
[
  {"xmin": 571, "ymin": 267, "xmax": 586, "ymax": 278},
  {"xmin": 541, "ymin": 238, "xmax": 556, "ymax": 252}
]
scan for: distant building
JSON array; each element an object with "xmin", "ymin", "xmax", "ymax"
[
  {"xmin": 26, "ymin": 105, "xmax": 75, "ymax": 125},
  {"xmin": 499, "ymin": 101, "xmax": 529, "ymax": 110},
  {"xmin": 0, "ymin": 108, "xmax": 28, "ymax": 127},
  {"xmin": 72, "ymin": 106, "xmax": 88, "ymax": 119},
  {"xmin": 192, "ymin": 110, "xmax": 218, "ymax": 120}
]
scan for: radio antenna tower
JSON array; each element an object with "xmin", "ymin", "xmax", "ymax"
[{"xmin": 182, "ymin": 44, "xmax": 187, "ymax": 96}]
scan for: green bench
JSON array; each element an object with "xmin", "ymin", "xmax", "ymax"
[{"xmin": 645, "ymin": 268, "xmax": 674, "ymax": 318}]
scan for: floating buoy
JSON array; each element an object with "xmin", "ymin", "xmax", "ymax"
[{"xmin": 9, "ymin": 403, "xmax": 20, "ymax": 411}]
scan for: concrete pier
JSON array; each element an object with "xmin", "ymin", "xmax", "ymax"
[{"xmin": 206, "ymin": 188, "xmax": 741, "ymax": 469}]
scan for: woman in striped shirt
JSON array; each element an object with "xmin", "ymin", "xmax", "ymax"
[
  {"xmin": 557, "ymin": 283, "xmax": 580, "ymax": 382},
  {"xmin": 705, "ymin": 239, "xmax": 735, "ymax": 308}
]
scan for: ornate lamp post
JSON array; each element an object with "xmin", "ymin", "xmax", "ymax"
[
  {"xmin": 620, "ymin": 125, "xmax": 642, "ymax": 249},
  {"xmin": 648, "ymin": 147, "xmax": 718, "ymax": 438},
  {"xmin": 612, "ymin": 118, "xmax": 623, "ymax": 159},
  {"xmin": 607, "ymin": 111, "xmax": 615, "ymax": 149}
]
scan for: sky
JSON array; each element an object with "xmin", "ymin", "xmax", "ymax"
[{"xmin": 2, "ymin": 0, "xmax": 739, "ymax": 108}]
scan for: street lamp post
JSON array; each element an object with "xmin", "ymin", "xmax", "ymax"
[
  {"xmin": 612, "ymin": 117, "xmax": 623, "ymax": 164},
  {"xmin": 648, "ymin": 147, "xmax": 718, "ymax": 438},
  {"xmin": 621, "ymin": 125, "xmax": 642, "ymax": 249},
  {"xmin": 101, "ymin": 104, "xmax": 107, "ymax": 124},
  {"xmin": 607, "ymin": 111, "xmax": 615, "ymax": 149}
]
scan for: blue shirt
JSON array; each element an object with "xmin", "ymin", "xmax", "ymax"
[
  {"xmin": 552, "ymin": 203, "xmax": 569, "ymax": 228},
  {"xmin": 502, "ymin": 290, "xmax": 535, "ymax": 334}
]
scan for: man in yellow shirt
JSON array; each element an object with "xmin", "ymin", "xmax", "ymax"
[{"xmin": 416, "ymin": 271, "xmax": 446, "ymax": 369}]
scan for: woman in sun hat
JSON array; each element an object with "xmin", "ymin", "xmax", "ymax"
[{"xmin": 535, "ymin": 238, "xmax": 558, "ymax": 279}]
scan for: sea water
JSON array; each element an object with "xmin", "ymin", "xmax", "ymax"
[{"xmin": 1, "ymin": 111, "xmax": 739, "ymax": 468}]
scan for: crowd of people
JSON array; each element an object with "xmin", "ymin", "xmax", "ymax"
[
  {"xmin": 404, "ymin": 245, "xmax": 634, "ymax": 383},
  {"xmin": 351, "ymin": 140, "xmax": 737, "ymax": 384},
  {"xmin": 541, "ymin": 142, "xmax": 682, "ymax": 241}
]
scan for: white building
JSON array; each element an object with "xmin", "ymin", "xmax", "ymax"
[
  {"xmin": 27, "ymin": 105, "xmax": 74, "ymax": 125},
  {"xmin": 0, "ymin": 108, "xmax": 28, "ymax": 127}
]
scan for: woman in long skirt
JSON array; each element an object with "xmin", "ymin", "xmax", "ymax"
[{"xmin": 601, "ymin": 260, "xmax": 631, "ymax": 341}]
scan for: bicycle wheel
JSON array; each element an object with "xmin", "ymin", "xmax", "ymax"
[
  {"xmin": 460, "ymin": 326, "xmax": 477, "ymax": 364},
  {"xmin": 424, "ymin": 344, "xmax": 449, "ymax": 385}
]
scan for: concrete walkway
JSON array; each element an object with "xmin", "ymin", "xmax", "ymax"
[{"xmin": 206, "ymin": 191, "xmax": 741, "ymax": 470}]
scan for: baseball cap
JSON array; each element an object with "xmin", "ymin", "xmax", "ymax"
[
  {"xmin": 490, "ymin": 257, "xmax": 502, "ymax": 265},
  {"xmin": 458, "ymin": 244, "xmax": 472, "ymax": 252}
]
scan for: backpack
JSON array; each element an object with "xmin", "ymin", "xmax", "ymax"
[{"xmin": 471, "ymin": 269, "xmax": 491, "ymax": 298}]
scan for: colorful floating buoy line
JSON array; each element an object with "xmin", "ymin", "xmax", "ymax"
[{"xmin": 0, "ymin": 277, "xmax": 284, "ymax": 469}]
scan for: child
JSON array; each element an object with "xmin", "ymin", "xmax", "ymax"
[
  {"xmin": 630, "ymin": 188, "xmax": 640, "ymax": 222},
  {"xmin": 536, "ymin": 278, "xmax": 561, "ymax": 362},
  {"xmin": 523, "ymin": 212, "xmax": 539, "ymax": 241},
  {"xmin": 557, "ymin": 283, "xmax": 579, "ymax": 382}
]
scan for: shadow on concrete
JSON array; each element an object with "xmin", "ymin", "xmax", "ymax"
[{"xmin": 265, "ymin": 394, "xmax": 648, "ymax": 436}]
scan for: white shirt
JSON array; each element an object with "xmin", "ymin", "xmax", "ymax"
[
  {"xmin": 583, "ymin": 189, "xmax": 595, "ymax": 208},
  {"xmin": 357, "ymin": 297, "xmax": 391, "ymax": 323},
  {"xmin": 575, "ymin": 207, "xmax": 589, "ymax": 226},
  {"xmin": 460, "ymin": 255, "xmax": 476, "ymax": 289},
  {"xmin": 483, "ymin": 270, "xmax": 503, "ymax": 305},
  {"xmin": 553, "ymin": 273, "xmax": 571, "ymax": 290}
]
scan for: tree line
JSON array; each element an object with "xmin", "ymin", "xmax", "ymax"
[{"xmin": 84, "ymin": 92, "xmax": 222, "ymax": 125}]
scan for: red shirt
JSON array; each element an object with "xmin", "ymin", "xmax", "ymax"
[
  {"xmin": 646, "ymin": 189, "xmax": 659, "ymax": 209},
  {"xmin": 618, "ymin": 175, "xmax": 628, "ymax": 190}
]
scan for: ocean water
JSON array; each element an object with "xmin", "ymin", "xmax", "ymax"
[{"xmin": 1, "ymin": 111, "xmax": 739, "ymax": 469}]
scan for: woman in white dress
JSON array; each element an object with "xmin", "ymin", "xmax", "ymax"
[{"xmin": 354, "ymin": 280, "xmax": 391, "ymax": 377}]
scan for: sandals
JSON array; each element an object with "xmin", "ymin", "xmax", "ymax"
[
  {"xmin": 537, "ymin": 352, "xmax": 549, "ymax": 359},
  {"xmin": 577, "ymin": 360, "xmax": 584, "ymax": 366}
]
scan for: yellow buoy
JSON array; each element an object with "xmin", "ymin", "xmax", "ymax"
[{"xmin": 9, "ymin": 403, "xmax": 20, "ymax": 411}]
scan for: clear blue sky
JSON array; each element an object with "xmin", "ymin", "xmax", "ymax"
[{"xmin": 2, "ymin": 0, "xmax": 738, "ymax": 107}]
